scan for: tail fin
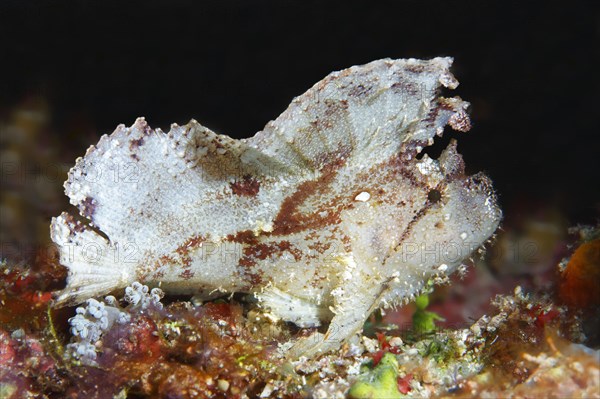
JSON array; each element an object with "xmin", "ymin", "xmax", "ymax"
[{"xmin": 50, "ymin": 213, "xmax": 132, "ymax": 306}]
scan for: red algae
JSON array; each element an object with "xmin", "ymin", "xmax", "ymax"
[{"xmin": 73, "ymin": 301, "xmax": 292, "ymax": 398}]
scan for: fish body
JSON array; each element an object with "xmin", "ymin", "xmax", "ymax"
[{"xmin": 51, "ymin": 57, "xmax": 501, "ymax": 357}]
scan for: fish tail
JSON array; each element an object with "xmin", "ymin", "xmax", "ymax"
[{"xmin": 50, "ymin": 212, "xmax": 133, "ymax": 307}]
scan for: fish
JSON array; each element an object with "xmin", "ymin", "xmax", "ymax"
[{"xmin": 50, "ymin": 57, "xmax": 501, "ymax": 357}]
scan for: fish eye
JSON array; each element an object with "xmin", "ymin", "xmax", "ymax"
[{"xmin": 427, "ymin": 189, "xmax": 442, "ymax": 203}]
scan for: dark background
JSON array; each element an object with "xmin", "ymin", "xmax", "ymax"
[{"xmin": 1, "ymin": 0, "xmax": 598, "ymax": 260}]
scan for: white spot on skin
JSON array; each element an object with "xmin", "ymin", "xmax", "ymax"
[
  {"xmin": 257, "ymin": 221, "xmax": 274, "ymax": 233},
  {"xmin": 354, "ymin": 191, "xmax": 371, "ymax": 202},
  {"xmin": 416, "ymin": 156, "xmax": 436, "ymax": 175}
]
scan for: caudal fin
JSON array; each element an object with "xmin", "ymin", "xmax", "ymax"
[{"xmin": 51, "ymin": 213, "xmax": 132, "ymax": 306}]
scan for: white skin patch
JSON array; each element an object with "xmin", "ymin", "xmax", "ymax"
[
  {"xmin": 354, "ymin": 192, "xmax": 371, "ymax": 202},
  {"xmin": 51, "ymin": 57, "xmax": 502, "ymax": 358}
]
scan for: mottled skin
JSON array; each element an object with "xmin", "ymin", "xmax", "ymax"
[{"xmin": 51, "ymin": 58, "xmax": 501, "ymax": 358}]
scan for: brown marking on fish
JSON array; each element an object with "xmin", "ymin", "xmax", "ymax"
[
  {"xmin": 238, "ymin": 240, "xmax": 303, "ymax": 269},
  {"xmin": 348, "ymin": 83, "xmax": 374, "ymax": 98},
  {"xmin": 324, "ymin": 99, "xmax": 348, "ymax": 115},
  {"xmin": 230, "ymin": 175, "xmax": 260, "ymax": 197},
  {"xmin": 227, "ymin": 230, "xmax": 258, "ymax": 245},
  {"xmin": 422, "ymin": 98, "xmax": 459, "ymax": 131},
  {"xmin": 156, "ymin": 254, "xmax": 176, "ymax": 267},
  {"xmin": 64, "ymin": 214, "xmax": 87, "ymax": 235},
  {"xmin": 152, "ymin": 270, "xmax": 165, "ymax": 280},
  {"xmin": 387, "ymin": 182, "xmax": 447, "ymax": 262},
  {"xmin": 179, "ymin": 269, "xmax": 195, "ymax": 280},
  {"xmin": 246, "ymin": 271, "xmax": 263, "ymax": 285},
  {"xmin": 272, "ymin": 148, "xmax": 350, "ymax": 236},
  {"xmin": 129, "ymin": 137, "xmax": 145, "ymax": 150},
  {"xmin": 404, "ymin": 64, "xmax": 425, "ymax": 74},
  {"xmin": 176, "ymin": 235, "xmax": 205, "ymax": 258},
  {"xmin": 278, "ymin": 240, "xmax": 303, "ymax": 261},
  {"xmin": 80, "ymin": 197, "xmax": 97, "ymax": 219},
  {"xmin": 308, "ymin": 241, "xmax": 332, "ymax": 255},
  {"xmin": 391, "ymin": 81, "xmax": 420, "ymax": 97}
]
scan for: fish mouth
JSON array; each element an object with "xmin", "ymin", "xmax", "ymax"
[{"xmin": 455, "ymin": 171, "xmax": 503, "ymax": 233}]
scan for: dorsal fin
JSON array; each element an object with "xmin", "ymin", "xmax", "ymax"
[{"xmin": 247, "ymin": 57, "xmax": 469, "ymax": 172}]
